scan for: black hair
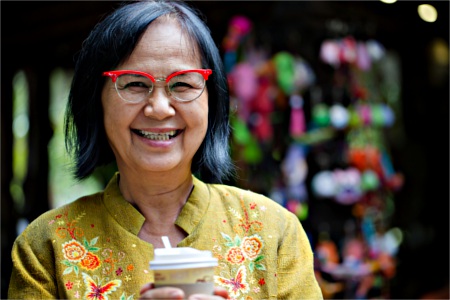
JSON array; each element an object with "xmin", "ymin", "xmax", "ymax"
[{"xmin": 65, "ymin": 0, "xmax": 235, "ymax": 183}]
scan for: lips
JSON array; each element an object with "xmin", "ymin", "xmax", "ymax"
[{"xmin": 132, "ymin": 129, "xmax": 182, "ymax": 141}]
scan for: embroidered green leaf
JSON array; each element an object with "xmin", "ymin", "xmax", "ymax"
[
  {"xmin": 63, "ymin": 266, "xmax": 73, "ymax": 275},
  {"xmin": 234, "ymin": 235, "xmax": 241, "ymax": 247},
  {"xmin": 74, "ymin": 265, "xmax": 79, "ymax": 276},
  {"xmin": 89, "ymin": 247, "xmax": 100, "ymax": 252},
  {"xmin": 254, "ymin": 255, "xmax": 264, "ymax": 262},
  {"xmin": 83, "ymin": 237, "xmax": 89, "ymax": 248},
  {"xmin": 120, "ymin": 293, "xmax": 134, "ymax": 300},
  {"xmin": 61, "ymin": 260, "xmax": 72, "ymax": 267},
  {"xmin": 255, "ymin": 264, "xmax": 266, "ymax": 271},
  {"xmin": 90, "ymin": 237, "xmax": 99, "ymax": 246},
  {"xmin": 221, "ymin": 232, "xmax": 233, "ymax": 244},
  {"xmin": 249, "ymin": 261, "xmax": 255, "ymax": 273}
]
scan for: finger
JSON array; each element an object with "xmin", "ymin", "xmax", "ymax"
[
  {"xmin": 213, "ymin": 286, "xmax": 229, "ymax": 298},
  {"xmin": 188, "ymin": 294, "xmax": 227, "ymax": 300},
  {"xmin": 140, "ymin": 283, "xmax": 154, "ymax": 295},
  {"xmin": 139, "ymin": 286, "xmax": 185, "ymax": 300},
  {"xmin": 187, "ymin": 286, "xmax": 229, "ymax": 300}
]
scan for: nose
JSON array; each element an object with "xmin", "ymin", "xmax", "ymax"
[{"xmin": 143, "ymin": 84, "xmax": 175, "ymax": 119}]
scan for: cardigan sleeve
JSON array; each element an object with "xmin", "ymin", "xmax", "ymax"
[
  {"xmin": 8, "ymin": 229, "xmax": 58, "ymax": 299},
  {"xmin": 276, "ymin": 212, "xmax": 323, "ymax": 299}
]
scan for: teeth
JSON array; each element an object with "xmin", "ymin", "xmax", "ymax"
[{"xmin": 138, "ymin": 130, "xmax": 177, "ymax": 141}]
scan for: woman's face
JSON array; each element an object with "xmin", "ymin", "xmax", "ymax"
[{"xmin": 101, "ymin": 17, "xmax": 208, "ymax": 176}]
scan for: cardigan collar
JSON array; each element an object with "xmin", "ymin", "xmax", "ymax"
[{"xmin": 102, "ymin": 172, "xmax": 211, "ymax": 239}]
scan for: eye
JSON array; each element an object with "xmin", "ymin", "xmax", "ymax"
[
  {"xmin": 169, "ymin": 73, "xmax": 204, "ymax": 92},
  {"xmin": 123, "ymin": 81, "xmax": 149, "ymax": 89},
  {"xmin": 116, "ymin": 74, "xmax": 152, "ymax": 91},
  {"xmin": 169, "ymin": 81, "xmax": 193, "ymax": 92}
]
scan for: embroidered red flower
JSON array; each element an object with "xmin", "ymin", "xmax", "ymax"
[
  {"xmin": 65, "ymin": 281, "xmax": 73, "ymax": 290},
  {"xmin": 241, "ymin": 235, "xmax": 263, "ymax": 260},
  {"xmin": 249, "ymin": 202, "xmax": 257, "ymax": 209},
  {"xmin": 258, "ymin": 278, "xmax": 266, "ymax": 286},
  {"xmin": 80, "ymin": 252, "xmax": 101, "ymax": 270},
  {"xmin": 115, "ymin": 267, "xmax": 123, "ymax": 276},
  {"xmin": 62, "ymin": 240, "xmax": 87, "ymax": 262},
  {"xmin": 226, "ymin": 247, "xmax": 245, "ymax": 264},
  {"xmin": 127, "ymin": 264, "xmax": 134, "ymax": 271}
]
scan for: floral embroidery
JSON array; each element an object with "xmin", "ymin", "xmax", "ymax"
[
  {"xmin": 102, "ymin": 249, "xmax": 126, "ymax": 275},
  {"xmin": 241, "ymin": 236, "xmax": 263, "ymax": 260},
  {"xmin": 215, "ymin": 265, "xmax": 249, "ymax": 298},
  {"xmin": 49, "ymin": 198, "xmax": 142, "ymax": 299},
  {"xmin": 219, "ymin": 233, "xmax": 265, "ymax": 273},
  {"xmin": 214, "ymin": 195, "xmax": 268, "ymax": 298},
  {"xmin": 233, "ymin": 197, "xmax": 263, "ymax": 234},
  {"xmin": 61, "ymin": 237, "xmax": 101, "ymax": 276},
  {"xmin": 62, "ymin": 240, "xmax": 87, "ymax": 262},
  {"xmin": 55, "ymin": 210, "xmax": 85, "ymax": 240},
  {"xmin": 226, "ymin": 247, "xmax": 245, "ymax": 264},
  {"xmin": 82, "ymin": 272, "xmax": 121, "ymax": 300},
  {"xmin": 65, "ymin": 281, "xmax": 74, "ymax": 290},
  {"xmin": 80, "ymin": 253, "xmax": 101, "ymax": 271}
]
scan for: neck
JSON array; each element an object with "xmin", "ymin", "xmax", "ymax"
[{"xmin": 118, "ymin": 169, "xmax": 194, "ymax": 223}]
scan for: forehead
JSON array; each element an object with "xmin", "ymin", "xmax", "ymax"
[{"xmin": 122, "ymin": 16, "xmax": 202, "ymax": 71}]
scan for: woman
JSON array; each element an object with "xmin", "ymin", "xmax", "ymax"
[{"xmin": 8, "ymin": 1, "xmax": 322, "ymax": 299}]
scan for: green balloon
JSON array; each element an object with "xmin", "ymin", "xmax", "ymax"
[
  {"xmin": 371, "ymin": 104, "xmax": 384, "ymax": 127},
  {"xmin": 312, "ymin": 104, "xmax": 330, "ymax": 127},
  {"xmin": 361, "ymin": 169, "xmax": 379, "ymax": 191}
]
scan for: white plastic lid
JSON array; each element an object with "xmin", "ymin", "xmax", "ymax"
[{"xmin": 149, "ymin": 247, "xmax": 218, "ymax": 270}]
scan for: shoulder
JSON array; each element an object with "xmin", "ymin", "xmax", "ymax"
[
  {"xmin": 16, "ymin": 191, "xmax": 104, "ymax": 243},
  {"xmin": 209, "ymin": 183, "xmax": 289, "ymax": 211},
  {"xmin": 206, "ymin": 182, "xmax": 299, "ymax": 229}
]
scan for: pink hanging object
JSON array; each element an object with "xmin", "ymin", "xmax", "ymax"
[
  {"xmin": 289, "ymin": 95, "xmax": 306, "ymax": 137},
  {"xmin": 356, "ymin": 42, "xmax": 371, "ymax": 71},
  {"xmin": 231, "ymin": 63, "xmax": 257, "ymax": 120}
]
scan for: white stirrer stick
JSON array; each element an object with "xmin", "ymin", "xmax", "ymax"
[{"xmin": 161, "ymin": 236, "xmax": 172, "ymax": 248}]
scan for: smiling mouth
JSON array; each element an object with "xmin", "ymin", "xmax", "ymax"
[{"xmin": 132, "ymin": 129, "xmax": 182, "ymax": 141}]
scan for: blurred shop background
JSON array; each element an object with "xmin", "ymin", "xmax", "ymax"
[{"xmin": 1, "ymin": 1, "xmax": 448, "ymax": 299}]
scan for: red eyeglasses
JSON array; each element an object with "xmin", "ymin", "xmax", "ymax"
[{"xmin": 103, "ymin": 69, "xmax": 212, "ymax": 103}]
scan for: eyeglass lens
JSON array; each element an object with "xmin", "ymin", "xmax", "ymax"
[{"xmin": 115, "ymin": 72, "xmax": 206, "ymax": 102}]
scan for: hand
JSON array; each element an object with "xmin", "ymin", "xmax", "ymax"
[{"xmin": 139, "ymin": 283, "xmax": 229, "ymax": 300}]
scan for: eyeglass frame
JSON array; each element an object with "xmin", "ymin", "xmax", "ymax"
[{"xmin": 102, "ymin": 69, "xmax": 213, "ymax": 103}]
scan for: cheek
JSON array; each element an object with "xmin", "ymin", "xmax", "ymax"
[
  {"xmin": 194, "ymin": 99, "xmax": 209, "ymax": 135},
  {"xmin": 101, "ymin": 88, "xmax": 124, "ymax": 138}
]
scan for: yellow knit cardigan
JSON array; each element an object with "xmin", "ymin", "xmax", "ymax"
[{"xmin": 9, "ymin": 173, "xmax": 322, "ymax": 299}]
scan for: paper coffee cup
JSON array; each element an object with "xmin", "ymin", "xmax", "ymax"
[{"xmin": 149, "ymin": 246, "xmax": 218, "ymax": 297}]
